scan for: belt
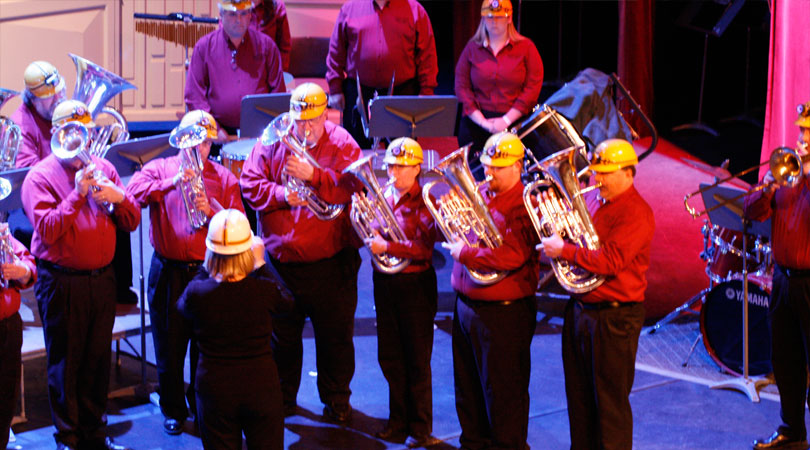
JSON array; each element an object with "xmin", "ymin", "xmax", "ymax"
[
  {"xmin": 457, "ymin": 293, "xmax": 530, "ymax": 307},
  {"xmin": 576, "ymin": 300, "xmax": 640, "ymax": 310},
  {"xmin": 38, "ymin": 259, "xmax": 111, "ymax": 277},
  {"xmin": 156, "ymin": 254, "xmax": 203, "ymax": 271},
  {"xmin": 778, "ymin": 264, "xmax": 810, "ymax": 279}
]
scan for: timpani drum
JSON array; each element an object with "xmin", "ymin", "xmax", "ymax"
[{"xmin": 220, "ymin": 139, "xmax": 255, "ymax": 178}]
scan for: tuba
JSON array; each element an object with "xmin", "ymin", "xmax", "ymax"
[
  {"xmin": 0, "ymin": 88, "xmax": 21, "ymax": 171},
  {"xmin": 344, "ymin": 155, "xmax": 410, "ymax": 274},
  {"xmin": 261, "ymin": 112, "xmax": 344, "ymax": 220},
  {"xmin": 70, "ymin": 53, "xmax": 136, "ymax": 158},
  {"xmin": 51, "ymin": 122, "xmax": 115, "ymax": 214},
  {"xmin": 523, "ymin": 147, "xmax": 604, "ymax": 294},
  {"xmin": 422, "ymin": 145, "xmax": 505, "ymax": 285},
  {"xmin": 169, "ymin": 125, "xmax": 210, "ymax": 230}
]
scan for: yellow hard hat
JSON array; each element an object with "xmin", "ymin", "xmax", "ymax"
[
  {"xmin": 219, "ymin": 0, "xmax": 254, "ymax": 11},
  {"xmin": 383, "ymin": 138, "xmax": 423, "ymax": 166},
  {"xmin": 51, "ymin": 100, "xmax": 95, "ymax": 128},
  {"xmin": 480, "ymin": 132, "xmax": 525, "ymax": 167},
  {"xmin": 796, "ymin": 101, "xmax": 810, "ymax": 128},
  {"xmin": 481, "ymin": 0, "xmax": 513, "ymax": 18},
  {"xmin": 24, "ymin": 61, "xmax": 65, "ymax": 99},
  {"xmin": 206, "ymin": 209, "xmax": 254, "ymax": 255},
  {"xmin": 180, "ymin": 110, "xmax": 218, "ymax": 140},
  {"xmin": 289, "ymin": 83, "xmax": 327, "ymax": 120},
  {"xmin": 590, "ymin": 139, "xmax": 638, "ymax": 173}
]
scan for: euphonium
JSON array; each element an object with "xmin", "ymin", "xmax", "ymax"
[
  {"xmin": 50, "ymin": 122, "xmax": 114, "ymax": 214},
  {"xmin": 169, "ymin": 125, "xmax": 209, "ymax": 230},
  {"xmin": 260, "ymin": 112, "xmax": 344, "ymax": 220},
  {"xmin": 523, "ymin": 147, "xmax": 604, "ymax": 294},
  {"xmin": 422, "ymin": 145, "xmax": 505, "ymax": 285},
  {"xmin": 0, "ymin": 88, "xmax": 21, "ymax": 171},
  {"xmin": 344, "ymin": 155, "xmax": 410, "ymax": 274},
  {"xmin": 0, "ymin": 222, "xmax": 19, "ymax": 289}
]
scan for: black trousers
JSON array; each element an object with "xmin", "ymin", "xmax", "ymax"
[
  {"xmin": 452, "ymin": 294, "xmax": 536, "ymax": 450},
  {"xmin": 341, "ymin": 78, "xmax": 420, "ymax": 150},
  {"xmin": 769, "ymin": 265, "xmax": 810, "ymax": 440},
  {"xmin": 373, "ymin": 269, "xmax": 438, "ymax": 437},
  {"xmin": 0, "ymin": 312, "xmax": 22, "ymax": 450},
  {"xmin": 196, "ymin": 356, "xmax": 283, "ymax": 450},
  {"xmin": 270, "ymin": 248, "xmax": 361, "ymax": 408},
  {"xmin": 113, "ymin": 228, "xmax": 134, "ymax": 295},
  {"xmin": 35, "ymin": 263, "xmax": 116, "ymax": 447},
  {"xmin": 147, "ymin": 253, "xmax": 201, "ymax": 421},
  {"xmin": 562, "ymin": 299, "xmax": 645, "ymax": 450}
]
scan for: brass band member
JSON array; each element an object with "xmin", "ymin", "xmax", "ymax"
[
  {"xmin": 442, "ymin": 132, "xmax": 539, "ymax": 449},
  {"xmin": 539, "ymin": 139, "xmax": 654, "ymax": 450},
  {"xmin": 240, "ymin": 83, "xmax": 363, "ymax": 423},
  {"xmin": 12, "ymin": 61, "xmax": 67, "ymax": 168},
  {"xmin": 126, "ymin": 110, "xmax": 244, "ymax": 436},
  {"xmin": 365, "ymin": 138, "xmax": 441, "ymax": 447}
]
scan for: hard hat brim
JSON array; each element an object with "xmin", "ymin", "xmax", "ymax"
[
  {"xmin": 480, "ymin": 154, "xmax": 521, "ymax": 167},
  {"xmin": 205, "ymin": 235, "xmax": 253, "ymax": 255},
  {"xmin": 289, "ymin": 105, "xmax": 326, "ymax": 121}
]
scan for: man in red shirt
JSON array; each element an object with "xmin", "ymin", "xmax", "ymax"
[
  {"xmin": 126, "ymin": 110, "xmax": 244, "ymax": 436},
  {"xmin": 540, "ymin": 138, "xmax": 654, "ymax": 450},
  {"xmin": 21, "ymin": 121, "xmax": 141, "ymax": 450},
  {"xmin": 250, "ymin": 0, "xmax": 291, "ymax": 72},
  {"xmin": 442, "ymin": 133, "xmax": 539, "ymax": 449},
  {"xmin": 185, "ymin": 0, "xmax": 286, "ymax": 136},
  {"xmin": 748, "ymin": 102, "xmax": 810, "ymax": 450},
  {"xmin": 240, "ymin": 83, "xmax": 363, "ymax": 423},
  {"xmin": 326, "ymin": 0, "xmax": 438, "ymax": 149}
]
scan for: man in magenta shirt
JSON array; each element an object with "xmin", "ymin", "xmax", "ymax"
[
  {"xmin": 185, "ymin": 0, "xmax": 286, "ymax": 136},
  {"xmin": 21, "ymin": 129, "xmax": 140, "ymax": 450},
  {"xmin": 326, "ymin": 0, "xmax": 438, "ymax": 149}
]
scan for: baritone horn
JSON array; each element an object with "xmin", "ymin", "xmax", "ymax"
[
  {"xmin": 261, "ymin": 112, "xmax": 344, "ymax": 220},
  {"xmin": 344, "ymin": 155, "xmax": 410, "ymax": 274},
  {"xmin": 422, "ymin": 145, "xmax": 505, "ymax": 285},
  {"xmin": 169, "ymin": 124, "xmax": 210, "ymax": 230},
  {"xmin": 523, "ymin": 147, "xmax": 604, "ymax": 294},
  {"xmin": 683, "ymin": 146, "xmax": 810, "ymax": 219},
  {"xmin": 50, "ymin": 122, "xmax": 114, "ymax": 214},
  {"xmin": 0, "ymin": 88, "xmax": 21, "ymax": 171}
]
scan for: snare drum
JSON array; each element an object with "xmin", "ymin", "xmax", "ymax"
[
  {"xmin": 700, "ymin": 278, "xmax": 772, "ymax": 376},
  {"xmin": 515, "ymin": 104, "xmax": 587, "ymax": 162},
  {"xmin": 220, "ymin": 139, "xmax": 255, "ymax": 178}
]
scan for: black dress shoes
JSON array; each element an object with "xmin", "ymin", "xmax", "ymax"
[
  {"xmin": 104, "ymin": 437, "xmax": 132, "ymax": 450},
  {"xmin": 375, "ymin": 426, "xmax": 408, "ymax": 442},
  {"xmin": 322, "ymin": 403, "xmax": 352, "ymax": 424},
  {"xmin": 164, "ymin": 418, "xmax": 183, "ymax": 435},
  {"xmin": 406, "ymin": 434, "xmax": 442, "ymax": 448},
  {"xmin": 753, "ymin": 431, "xmax": 809, "ymax": 449}
]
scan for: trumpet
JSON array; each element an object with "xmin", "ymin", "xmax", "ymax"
[
  {"xmin": 684, "ymin": 146, "xmax": 809, "ymax": 218},
  {"xmin": 169, "ymin": 124, "xmax": 209, "ymax": 229},
  {"xmin": 261, "ymin": 113, "xmax": 344, "ymax": 220},
  {"xmin": 50, "ymin": 122, "xmax": 114, "ymax": 214}
]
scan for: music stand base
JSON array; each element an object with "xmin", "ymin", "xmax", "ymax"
[{"xmin": 710, "ymin": 376, "xmax": 769, "ymax": 402}]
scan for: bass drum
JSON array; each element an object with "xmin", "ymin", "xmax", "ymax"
[{"xmin": 700, "ymin": 278, "xmax": 772, "ymax": 376}]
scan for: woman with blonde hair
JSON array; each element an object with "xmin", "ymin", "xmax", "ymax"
[{"xmin": 178, "ymin": 209, "xmax": 293, "ymax": 449}]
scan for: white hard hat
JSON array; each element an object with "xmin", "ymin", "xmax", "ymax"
[{"xmin": 205, "ymin": 209, "xmax": 253, "ymax": 255}]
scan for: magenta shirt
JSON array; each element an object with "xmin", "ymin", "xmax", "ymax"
[
  {"xmin": 452, "ymin": 181, "xmax": 540, "ymax": 301},
  {"xmin": 185, "ymin": 27, "xmax": 286, "ymax": 130},
  {"xmin": 126, "ymin": 155, "xmax": 244, "ymax": 262},
  {"xmin": 745, "ymin": 178, "xmax": 810, "ymax": 269},
  {"xmin": 373, "ymin": 182, "xmax": 437, "ymax": 274},
  {"xmin": 326, "ymin": 0, "xmax": 438, "ymax": 94},
  {"xmin": 22, "ymin": 155, "xmax": 140, "ymax": 270},
  {"xmin": 240, "ymin": 121, "xmax": 363, "ymax": 263},
  {"xmin": 251, "ymin": 0, "xmax": 291, "ymax": 72},
  {"xmin": 455, "ymin": 38, "xmax": 544, "ymax": 116},
  {"xmin": 10, "ymin": 101, "xmax": 53, "ymax": 168},
  {"xmin": 0, "ymin": 236, "xmax": 36, "ymax": 320}
]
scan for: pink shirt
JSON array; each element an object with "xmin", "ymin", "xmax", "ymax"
[
  {"xmin": 455, "ymin": 38, "xmax": 544, "ymax": 116},
  {"xmin": 745, "ymin": 178, "xmax": 810, "ymax": 269},
  {"xmin": 21, "ymin": 155, "xmax": 140, "ymax": 269},
  {"xmin": 126, "ymin": 155, "xmax": 244, "ymax": 262},
  {"xmin": 326, "ymin": 0, "xmax": 438, "ymax": 94},
  {"xmin": 374, "ymin": 182, "xmax": 437, "ymax": 274},
  {"xmin": 10, "ymin": 101, "xmax": 53, "ymax": 168},
  {"xmin": 185, "ymin": 27, "xmax": 286, "ymax": 130},
  {"xmin": 453, "ymin": 181, "xmax": 540, "ymax": 301},
  {"xmin": 240, "ymin": 121, "xmax": 363, "ymax": 262},
  {"xmin": 0, "ymin": 236, "xmax": 36, "ymax": 320},
  {"xmin": 251, "ymin": 0, "xmax": 291, "ymax": 72}
]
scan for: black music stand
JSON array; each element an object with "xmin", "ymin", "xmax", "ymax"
[
  {"xmin": 240, "ymin": 93, "xmax": 292, "ymax": 139},
  {"xmin": 368, "ymin": 96, "xmax": 459, "ymax": 144},
  {"xmin": 106, "ymin": 133, "xmax": 176, "ymax": 395},
  {"xmin": 0, "ymin": 168, "xmax": 31, "ymax": 213}
]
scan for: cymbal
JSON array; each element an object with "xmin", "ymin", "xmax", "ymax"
[
  {"xmin": 712, "ymin": 192, "xmax": 744, "ymax": 218},
  {"xmin": 681, "ymin": 157, "xmax": 732, "ymax": 180}
]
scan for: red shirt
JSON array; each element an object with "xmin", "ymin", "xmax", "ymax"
[
  {"xmin": 0, "ymin": 236, "xmax": 36, "ymax": 320},
  {"xmin": 10, "ymin": 101, "xmax": 53, "ymax": 168},
  {"xmin": 21, "ymin": 155, "xmax": 141, "ymax": 269},
  {"xmin": 251, "ymin": 0, "xmax": 291, "ymax": 72},
  {"xmin": 185, "ymin": 27, "xmax": 286, "ymax": 130},
  {"xmin": 454, "ymin": 37, "xmax": 544, "ymax": 116},
  {"xmin": 560, "ymin": 185, "xmax": 654, "ymax": 303},
  {"xmin": 240, "ymin": 121, "xmax": 363, "ymax": 262},
  {"xmin": 453, "ymin": 181, "xmax": 540, "ymax": 301},
  {"xmin": 326, "ymin": 0, "xmax": 438, "ymax": 94},
  {"xmin": 126, "ymin": 155, "xmax": 244, "ymax": 262},
  {"xmin": 745, "ymin": 178, "xmax": 810, "ymax": 269},
  {"xmin": 371, "ymin": 181, "xmax": 437, "ymax": 273}
]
